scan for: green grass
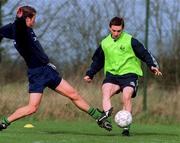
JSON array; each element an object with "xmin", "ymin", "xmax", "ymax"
[{"xmin": 0, "ymin": 120, "xmax": 180, "ymax": 143}]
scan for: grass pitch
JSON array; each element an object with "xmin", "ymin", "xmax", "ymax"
[{"xmin": 0, "ymin": 120, "xmax": 180, "ymax": 143}]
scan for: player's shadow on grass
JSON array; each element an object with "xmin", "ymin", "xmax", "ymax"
[
  {"xmin": 133, "ymin": 132, "xmax": 178, "ymax": 137},
  {"xmin": 42, "ymin": 130, "xmax": 121, "ymax": 137},
  {"xmin": 43, "ymin": 130, "xmax": 179, "ymax": 137}
]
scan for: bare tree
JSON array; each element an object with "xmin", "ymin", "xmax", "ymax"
[
  {"xmin": 150, "ymin": 0, "xmax": 180, "ymax": 87},
  {"xmin": 2, "ymin": 0, "xmax": 179, "ymax": 84}
]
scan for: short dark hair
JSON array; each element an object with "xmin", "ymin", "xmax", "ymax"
[
  {"xmin": 109, "ymin": 17, "xmax": 124, "ymax": 28},
  {"xmin": 17, "ymin": 6, "xmax": 36, "ymax": 19}
]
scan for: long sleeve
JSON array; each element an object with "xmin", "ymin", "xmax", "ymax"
[
  {"xmin": 131, "ymin": 38, "xmax": 159, "ymax": 68},
  {"xmin": 86, "ymin": 45, "xmax": 104, "ymax": 79},
  {"xmin": 0, "ymin": 23, "xmax": 14, "ymax": 40}
]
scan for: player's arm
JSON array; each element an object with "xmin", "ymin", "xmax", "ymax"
[
  {"xmin": 131, "ymin": 38, "xmax": 162, "ymax": 76},
  {"xmin": 0, "ymin": 7, "xmax": 23, "ymax": 42},
  {"xmin": 0, "ymin": 23, "xmax": 14, "ymax": 40},
  {"xmin": 84, "ymin": 45, "xmax": 104, "ymax": 82}
]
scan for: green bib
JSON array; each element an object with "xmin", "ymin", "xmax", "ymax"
[{"xmin": 101, "ymin": 32, "xmax": 143, "ymax": 76}]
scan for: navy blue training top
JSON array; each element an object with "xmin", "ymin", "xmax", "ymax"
[{"xmin": 0, "ymin": 17, "xmax": 49, "ymax": 68}]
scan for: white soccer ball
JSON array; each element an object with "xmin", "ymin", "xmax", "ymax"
[{"xmin": 114, "ymin": 110, "xmax": 132, "ymax": 128}]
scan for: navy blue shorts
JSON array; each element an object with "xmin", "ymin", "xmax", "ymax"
[
  {"xmin": 27, "ymin": 64, "xmax": 62, "ymax": 93},
  {"xmin": 103, "ymin": 72, "xmax": 138, "ymax": 98}
]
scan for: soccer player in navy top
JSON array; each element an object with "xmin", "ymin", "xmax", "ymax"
[{"xmin": 0, "ymin": 6, "xmax": 110, "ymax": 131}]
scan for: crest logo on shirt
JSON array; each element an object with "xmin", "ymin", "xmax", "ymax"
[
  {"xmin": 119, "ymin": 45, "xmax": 125, "ymax": 50},
  {"xmin": 33, "ymin": 37, "xmax": 37, "ymax": 41}
]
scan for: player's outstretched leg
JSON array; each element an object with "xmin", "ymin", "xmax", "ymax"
[
  {"xmin": 0, "ymin": 117, "xmax": 10, "ymax": 131},
  {"xmin": 96, "ymin": 107, "xmax": 113, "ymax": 131}
]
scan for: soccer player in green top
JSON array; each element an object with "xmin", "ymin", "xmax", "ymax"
[{"xmin": 84, "ymin": 17, "xmax": 162, "ymax": 136}]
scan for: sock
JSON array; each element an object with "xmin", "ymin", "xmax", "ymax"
[
  {"xmin": 123, "ymin": 124, "xmax": 130, "ymax": 130},
  {"xmin": 88, "ymin": 107, "xmax": 102, "ymax": 120},
  {"xmin": 1, "ymin": 117, "xmax": 10, "ymax": 126}
]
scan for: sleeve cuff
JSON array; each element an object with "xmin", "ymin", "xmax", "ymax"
[{"xmin": 86, "ymin": 71, "xmax": 94, "ymax": 79}]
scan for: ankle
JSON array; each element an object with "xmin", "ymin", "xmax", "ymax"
[
  {"xmin": 1, "ymin": 117, "xmax": 10, "ymax": 126},
  {"xmin": 123, "ymin": 124, "xmax": 130, "ymax": 130}
]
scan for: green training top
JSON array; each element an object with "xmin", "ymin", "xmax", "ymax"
[{"xmin": 101, "ymin": 32, "xmax": 143, "ymax": 76}]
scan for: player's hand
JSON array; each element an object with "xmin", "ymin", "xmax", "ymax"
[
  {"xmin": 151, "ymin": 66, "xmax": 162, "ymax": 76},
  {"xmin": 84, "ymin": 76, "xmax": 92, "ymax": 83}
]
